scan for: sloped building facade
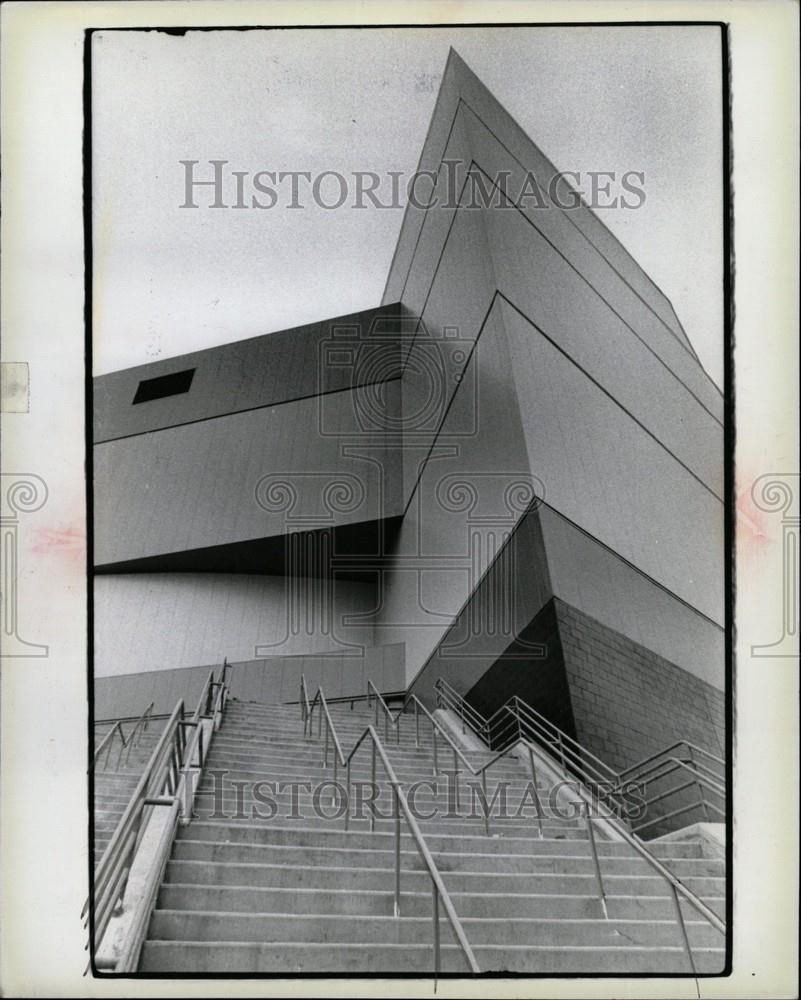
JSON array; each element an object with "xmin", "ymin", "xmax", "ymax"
[{"xmin": 94, "ymin": 50, "xmax": 725, "ymax": 781}]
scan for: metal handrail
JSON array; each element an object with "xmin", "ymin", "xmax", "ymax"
[
  {"xmin": 121, "ymin": 702, "xmax": 155, "ymax": 768},
  {"xmin": 363, "ymin": 680, "xmax": 574, "ymax": 839},
  {"xmin": 87, "ymin": 699, "xmax": 188, "ymax": 950},
  {"xmin": 87, "ymin": 662, "xmax": 232, "ymax": 971},
  {"xmin": 93, "ymin": 722, "xmax": 126, "ymax": 770},
  {"xmin": 619, "ymin": 739, "xmax": 724, "ymax": 778},
  {"xmin": 289, "ymin": 687, "xmax": 407, "ymax": 709},
  {"xmin": 438, "ymin": 679, "xmax": 620, "ymax": 782},
  {"xmin": 581, "ymin": 797, "xmax": 722, "ymax": 973},
  {"xmin": 93, "ymin": 701, "xmax": 155, "ymax": 772},
  {"xmin": 433, "ymin": 678, "xmax": 726, "ymax": 970},
  {"xmin": 314, "ymin": 675, "xmax": 725, "ymax": 971},
  {"xmin": 509, "ymin": 697, "xmax": 619, "ymax": 778},
  {"xmin": 436, "ymin": 679, "xmax": 724, "ymax": 827},
  {"xmin": 513, "ymin": 711, "xmax": 724, "ymax": 832},
  {"xmin": 435, "ymin": 677, "xmax": 504, "ymax": 735},
  {"xmin": 626, "ymin": 756, "xmax": 726, "ymax": 835},
  {"xmin": 300, "ymin": 677, "xmax": 480, "ymax": 975},
  {"xmin": 628, "ymin": 756, "xmax": 725, "ymax": 798}
]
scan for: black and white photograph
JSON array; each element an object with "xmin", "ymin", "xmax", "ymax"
[
  {"xmin": 88, "ymin": 24, "xmax": 728, "ymax": 977},
  {"xmin": 0, "ymin": 4, "xmax": 798, "ymax": 997}
]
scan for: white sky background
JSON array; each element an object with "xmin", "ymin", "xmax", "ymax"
[{"xmin": 92, "ymin": 26, "xmax": 724, "ymax": 386}]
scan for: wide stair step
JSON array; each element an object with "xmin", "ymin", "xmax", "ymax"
[{"xmin": 138, "ymin": 695, "xmax": 726, "ymax": 974}]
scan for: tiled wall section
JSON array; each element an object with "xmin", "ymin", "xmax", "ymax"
[{"xmin": 554, "ymin": 597, "xmax": 725, "ymax": 772}]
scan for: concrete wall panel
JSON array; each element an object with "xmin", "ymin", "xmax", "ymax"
[
  {"xmin": 539, "ymin": 506, "xmax": 724, "ymax": 688},
  {"xmin": 94, "ymin": 383, "xmax": 402, "ymax": 566},
  {"xmin": 485, "ymin": 214, "xmax": 723, "ymax": 494},
  {"xmin": 384, "ymin": 51, "xmax": 706, "ymax": 368},
  {"xmin": 94, "ymin": 573, "xmax": 378, "ymax": 677},
  {"xmin": 94, "ymin": 643, "xmax": 405, "ymax": 718},
  {"xmin": 463, "ymin": 108, "xmax": 723, "ymax": 424},
  {"xmin": 501, "ymin": 301, "xmax": 723, "ymax": 625},
  {"xmin": 378, "ymin": 300, "xmax": 535, "ymax": 683},
  {"xmin": 94, "ymin": 304, "xmax": 403, "ymax": 442}
]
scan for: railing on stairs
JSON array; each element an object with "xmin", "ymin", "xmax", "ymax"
[
  {"xmin": 306, "ymin": 675, "xmax": 723, "ymax": 966},
  {"xmin": 432, "ymin": 676, "xmax": 726, "ymax": 973},
  {"xmin": 85, "ymin": 660, "xmax": 231, "ymax": 972},
  {"xmin": 364, "ymin": 678, "xmax": 551, "ymax": 840},
  {"xmin": 93, "ymin": 702, "xmax": 155, "ymax": 772},
  {"xmin": 435, "ymin": 677, "xmax": 725, "ymax": 836},
  {"xmin": 618, "ymin": 742, "xmax": 725, "ymax": 835},
  {"xmin": 299, "ymin": 676, "xmax": 480, "ymax": 975}
]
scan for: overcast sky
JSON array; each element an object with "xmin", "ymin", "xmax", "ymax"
[{"xmin": 92, "ymin": 26, "xmax": 723, "ymax": 386}]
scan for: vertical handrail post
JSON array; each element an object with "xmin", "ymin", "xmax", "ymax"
[
  {"xmin": 324, "ymin": 718, "xmax": 329, "ymax": 767},
  {"xmin": 432, "ymin": 883, "xmax": 441, "ymax": 977},
  {"xmin": 115, "ymin": 726, "xmax": 127, "ymax": 771},
  {"xmin": 393, "ymin": 784, "xmax": 401, "ymax": 916},
  {"xmin": 527, "ymin": 745, "xmax": 544, "ymax": 838},
  {"xmin": 344, "ymin": 758, "xmax": 352, "ymax": 832},
  {"xmin": 584, "ymin": 803, "xmax": 608, "ymax": 918},
  {"xmin": 557, "ymin": 730, "xmax": 566, "ymax": 770},
  {"xmin": 481, "ymin": 769, "xmax": 491, "ymax": 837},
  {"xmin": 688, "ymin": 745, "xmax": 710, "ymax": 822},
  {"xmin": 432, "ymin": 722, "xmax": 439, "ymax": 776},
  {"xmin": 452, "ymin": 746, "xmax": 460, "ymax": 814},
  {"xmin": 415, "ymin": 699, "xmax": 420, "ymax": 749},
  {"xmin": 669, "ymin": 882, "xmax": 697, "ymax": 974},
  {"xmin": 370, "ymin": 740, "xmax": 377, "ymax": 833}
]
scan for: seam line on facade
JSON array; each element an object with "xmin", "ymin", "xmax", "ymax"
[
  {"xmin": 94, "ymin": 374, "xmax": 403, "ymax": 445},
  {"xmin": 394, "ymin": 98, "xmax": 723, "ymax": 419},
  {"xmin": 498, "ymin": 293, "xmax": 724, "ymax": 502},
  {"xmin": 404, "ymin": 499, "xmax": 724, "ymax": 701},
  {"xmin": 395, "ymin": 89, "xmax": 719, "ymax": 391},
  {"xmin": 461, "ymin": 98, "xmax": 710, "ymax": 374},
  {"xmin": 401, "ymin": 289, "xmax": 722, "ymax": 521}
]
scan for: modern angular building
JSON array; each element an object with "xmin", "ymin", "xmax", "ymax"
[{"xmin": 92, "ymin": 50, "xmax": 726, "ymax": 975}]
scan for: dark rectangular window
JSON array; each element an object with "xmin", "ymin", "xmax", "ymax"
[{"xmin": 133, "ymin": 368, "xmax": 196, "ymax": 405}]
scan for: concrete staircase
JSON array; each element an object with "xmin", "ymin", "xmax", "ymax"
[
  {"xmin": 93, "ymin": 721, "xmax": 165, "ymax": 866},
  {"xmin": 139, "ymin": 698, "xmax": 725, "ymax": 974}
]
